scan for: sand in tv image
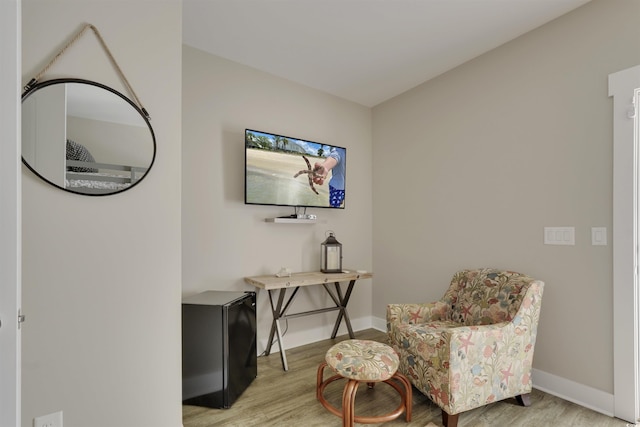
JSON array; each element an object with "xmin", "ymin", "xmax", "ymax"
[{"xmin": 245, "ymin": 130, "xmax": 346, "ymax": 208}]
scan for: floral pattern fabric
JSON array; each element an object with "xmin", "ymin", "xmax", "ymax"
[
  {"xmin": 386, "ymin": 268, "xmax": 544, "ymax": 416},
  {"xmin": 325, "ymin": 339, "xmax": 400, "ymax": 382}
]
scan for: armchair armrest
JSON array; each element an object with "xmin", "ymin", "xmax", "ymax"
[
  {"xmin": 387, "ymin": 301, "xmax": 451, "ymax": 326},
  {"xmin": 445, "ymin": 322, "xmax": 511, "ymax": 342},
  {"xmin": 445, "ymin": 320, "xmax": 533, "ymax": 358}
]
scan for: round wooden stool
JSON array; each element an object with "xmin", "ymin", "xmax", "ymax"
[{"xmin": 316, "ymin": 339, "xmax": 412, "ymax": 427}]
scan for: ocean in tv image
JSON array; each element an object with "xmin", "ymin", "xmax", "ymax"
[{"xmin": 245, "ymin": 129, "xmax": 346, "ymax": 209}]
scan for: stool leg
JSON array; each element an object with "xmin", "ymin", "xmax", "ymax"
[
  {"xmin": 394, "ymin": 372, "xmax": 413, "ymax": 422},
  {"xmin": 316, "ymin": 362, "xmax": 327, "ymax": 401},
  {"xmin": 342, "ymin": 379, "xmax": 358, "ymax": 427}
]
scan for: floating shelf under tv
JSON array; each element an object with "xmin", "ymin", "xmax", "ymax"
[{"xmin": 265, "ymin": 217, "xmax": 316, "ymax": 224}]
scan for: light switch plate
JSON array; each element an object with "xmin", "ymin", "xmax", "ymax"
[
  {"xmin": 544, "ymin": 227, "xmax": 575, "ymax": 245},
  {"xmin": 34, "ymin": 411, "xmax": 62, "ymax": 427},
  {"xmin": 592, "ymin": 227, "xmax": 607, "ymax": 245}
]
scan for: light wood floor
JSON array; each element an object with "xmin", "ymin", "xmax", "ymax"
[{"xmin": 183, "ymin": 329, "xmax": 629, "ymax": 427}]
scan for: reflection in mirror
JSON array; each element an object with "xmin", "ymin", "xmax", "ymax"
[{"xmin": 22, "ymin": 78, "xmax": 155, "ymax": 196}]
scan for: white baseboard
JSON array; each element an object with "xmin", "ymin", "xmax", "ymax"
[
  {"xmin": 371, "ymin": 315, "xmax": 386, "ymax": 332},
  {"xmin": 531, "ymin": 368, "xmax": 614, "ymax": 417}
]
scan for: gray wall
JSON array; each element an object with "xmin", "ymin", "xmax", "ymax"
[
  {"xmin": 21, "ymin": 1, "xmax": 182, "ymax": 426},
  {"xmin": 372, "ymin": 0, "xmax": 640, "ymax": 395},
  {"xmin": 181, "ymin": 46, "xmax": 374, "ymax": 352}
]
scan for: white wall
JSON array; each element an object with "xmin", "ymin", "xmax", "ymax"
[
  {"xmin": 21, "ymin": 2, "xmax": 182, "ymax": 426},
  {"xmin": 372, "ymin": 0, "xmax": 639, "ymax": 403},
  {"xmin": 181, "ymin": 46, "xmax": 373, "ymax": 352}
]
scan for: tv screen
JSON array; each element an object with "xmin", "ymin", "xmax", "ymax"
[{"xmin": 245, "ymin": 129, "xmax": 346, "ymax": 209}]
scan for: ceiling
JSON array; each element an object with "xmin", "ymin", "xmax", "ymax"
[{"xmin": 182, "ymin": 0, "xmax": 592, "ymax": 107}]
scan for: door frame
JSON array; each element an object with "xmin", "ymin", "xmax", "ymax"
[
  {"xmin": 610, "ymin": 64, "xmax": 640, "ymax": 424},
  {"xmin": 0, "ymin": 1, "xmax": 21, "ymax": 426}
]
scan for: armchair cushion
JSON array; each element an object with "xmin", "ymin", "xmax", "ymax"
[{"xmin": 387, "ymin": 268, "xmax": 544, "ymax": 421}]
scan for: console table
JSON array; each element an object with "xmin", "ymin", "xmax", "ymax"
[{"xmin": 244, "ymin": 270, "xmax": 373, "ymax": 371}]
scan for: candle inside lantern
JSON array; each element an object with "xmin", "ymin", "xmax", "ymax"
[{"xmin": 326, "ymin": 247, "xmax": 340, "ymax": 270}]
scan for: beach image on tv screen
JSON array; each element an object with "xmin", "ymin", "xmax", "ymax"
[{"xmin": 245, "ymin": 129, "xmax": 346, "ymax": 209}]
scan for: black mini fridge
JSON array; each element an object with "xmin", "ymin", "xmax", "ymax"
[{"xmin": 182, "ymin": 291, "xmax": 257, "ymax": 408}]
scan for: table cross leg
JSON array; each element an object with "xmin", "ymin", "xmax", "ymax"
[
  {"xmin": 323, "ymin": 279, "xmax": 356, "ymax": 339},
  {"xmin": 245, "ymin": 270, "xmax": 372, "ymax": 372},
  {"xmin": 265, "ymin": 288, "xmax": 289, "ymax": 371}
]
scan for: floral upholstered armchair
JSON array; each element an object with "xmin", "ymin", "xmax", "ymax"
[{"xmin": 387, "ymin": 268, "xmax": 544, "ymax": 427}]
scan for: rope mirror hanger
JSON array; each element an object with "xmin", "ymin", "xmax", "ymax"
[{"xmin": 23, "ymin": 23, "xmax": 150, "ymax": 120}]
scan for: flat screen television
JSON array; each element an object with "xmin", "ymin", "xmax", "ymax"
[{"xmin": 245, "ymin": 129, "xmax": 346, "ymax": 210}]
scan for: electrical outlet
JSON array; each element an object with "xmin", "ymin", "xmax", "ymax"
[{"xmin": 34, "ymin": 411, "xmax": 63, "ymax": 427}]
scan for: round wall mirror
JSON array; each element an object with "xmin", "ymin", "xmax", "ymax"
[{"xmin": 21, "ymin": 78, "xmax": 156, "ymax": 196}]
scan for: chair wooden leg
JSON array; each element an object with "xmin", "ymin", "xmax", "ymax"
[
  {"xmin": 516, "ymin": 393, "xmax": 532, "ymax": 407},
  {"xmin": 442, "ymin": 410, "xmax": 459, "ymax": 427}
]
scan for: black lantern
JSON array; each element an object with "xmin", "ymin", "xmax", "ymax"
[{"xmin": 321, "ymin": 232, "xmax": 342, "ymax": 273}]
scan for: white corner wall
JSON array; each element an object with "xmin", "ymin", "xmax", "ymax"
[
  {"xmin": 21, "ymin": 2, "xmax": 182, "ymax": 426},
  {"xmin": 372, "ymin": 0, "xmax": 639, "ymax": 412},
  {"xmin": 181, "ymin": 46, "xmax": 374, "ymax": 352},
  {"xmin": 609, "ymin": 64, "xmax": 640, "ymax": 422}
]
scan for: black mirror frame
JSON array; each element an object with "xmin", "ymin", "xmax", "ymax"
[{"xmin": 21, "ymin": 78, "xmax": 156, "ymax": 196}]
